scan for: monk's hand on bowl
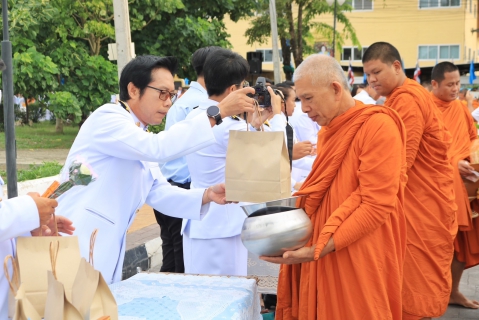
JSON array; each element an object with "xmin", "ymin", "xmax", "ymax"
[
  {"xmin": 260, "ymin": 246, "xmax": 315, "ymax": 265},
  {"xmin": 459, "ymin": 160, "xmax": 475, "ymax": 177}
]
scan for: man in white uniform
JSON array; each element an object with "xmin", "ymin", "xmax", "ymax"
[
  {"xmin": 157, "ymin": 47, "xmax": 221, "ymax": 273},
  {"xmin": 55, "ymin": 55, "xmax": 257, "ymax": 284},
  {"xmin": 183, "ymin": 49, "xmax": 283, "ymax": 276},
  {"xmin": 0, "ymin": 190, "xmax": 73, "ymax": 318},
  {"xmin": 353, "ymin": 82, "xmax": 379, "ymax": 105}
]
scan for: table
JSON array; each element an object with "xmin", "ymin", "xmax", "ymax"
[{"xmin": 109, "ymin": 273, "xmax": 262, "ymax": 320}]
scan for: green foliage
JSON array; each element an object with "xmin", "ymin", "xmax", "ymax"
[
  {"xmin": 245, "ymin": 0, "xmax": 360, "ymax": 66},
  {"xmin": 49, "ymin": 91, "xmax": 82, "ymax": 122},
  {"xmin": 148, "ymin": 118, "xmax": 166, "ymax": 134},
  {"xmin": 0, "ymin": 162, "xmax": 63, "ymax": 184}
]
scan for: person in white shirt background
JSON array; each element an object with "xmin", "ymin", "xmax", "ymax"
[
  {"xmin": 54, "ymin": 55, "xmax": 258, "ymax": 284},
  {"xmin": 0, "ymin": 186, "xmax": 74, "ymax": 318},
  {"xmin": 352, "ymin": 82, "xmax": 380, "ymax": 105},
  {"xmin": 157, "ymin": 46, "xmax": 221, "ymax": 274},
  {"xmin": 182, "ymin": 48, "xmax": 283, "ymax": 276},
  {"xmin": 267, "ymin": 84, "xmax": 316, "ymax": 191}
]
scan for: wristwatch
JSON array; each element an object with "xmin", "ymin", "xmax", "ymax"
[{"xmin": 206, "ymin": 105, "xmax": 222, "ymax": 125}]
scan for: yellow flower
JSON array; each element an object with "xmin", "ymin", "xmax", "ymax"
[{"xmin": 80, "ymin": 164, "xmax": 91, "ymax": 175}]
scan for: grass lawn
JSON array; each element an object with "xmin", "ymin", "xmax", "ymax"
[
  {"xmin": 0, "ymin": 121, "xmax": 79, "ymax": 150},
  {"xmin": 0, "ymin": 161, "xmax": 63, "ymax": 184}
]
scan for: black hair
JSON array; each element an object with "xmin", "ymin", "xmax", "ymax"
[
  {"xmin": 431, "ymin": 62, "xmax": 459, "ymax": 84},
  {"xmin": 351, "ymin": 84, "xmax": 366, "ymax": 96},
  {"xmin": 203, "ymin": 48, "xmax": 249, "ymax": 96},
  {"xmin": 119, "ymin": 55, "xmax": 178, "ymax": 101},
  {"xmin": 362, "ymin": 42, "xmax": 402, "ymax": 66},
  {"xmin": 265, "ymin": 78, "xmax": 274, "ymax": 85},
  {"xmin": 272, "ymin": 85, "xmax": 294, "ymax": 101},
  {"xmin": 192, "ymin": 46, "xmax": 222, "ymax": 77},
  {"xmin": 282, "ymin": 80, "xmax": 294, "ymax": 87}
]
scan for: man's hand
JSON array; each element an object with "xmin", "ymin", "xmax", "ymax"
[
  {"xmin": 292, "ymin": 141, "xmax": 313, "ymax": 160},
  {"xmin": 217, "ymin": 87, "xmax": 256, "ymax": 119},
  {"xmin": 466, "ymin": 90, "xmax": 474, "ymax": 103},
  {"xmin": 31, "ymin": 215, "xmax": 75, "ymax": 236},
  {"xmin": 250, "ymin": 106, "xmax": 272, "ymax": 130},
  {"xmin": 267, "ymin": 86, "xmax": 282, "ymax": 116},
  {"xmin": 293, "ymin": 181, "xmax": 304, "ymax": 191},
  {"xmin": 28, "ymin": 192, "xmax": 58, "ymax": 226},
  {"xmin": 459, "ymin": 160, "xmax": 475, "ymax": 177},
  {"xmin": 202, "ymin": 183, "xmax": 234, "ymax": 205}
]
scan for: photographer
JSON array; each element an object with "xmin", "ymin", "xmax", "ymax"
[{"xmin": 182, "ymin": 49, "xmax": 283, "ymax": 276}]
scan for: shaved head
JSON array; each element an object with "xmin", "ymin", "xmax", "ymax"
[
  {"xmin": 431, "ymin": 62, "xmax": 459, "ymax": 84},
  {"xmin": 293, "ymin": 54, "xmax": 349, "ymax": 91},
  {"xmin": 362, "ymin": 42, "xmax": 402, "ymax": 66}
]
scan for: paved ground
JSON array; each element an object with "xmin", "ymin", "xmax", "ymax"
[
  {"xmin": 437, "ymin": 266, "xmax": 479, "ymax": 319},
  {"xmin": 0, "ymin": 149, "xmax": 69, "ymax": 169}
]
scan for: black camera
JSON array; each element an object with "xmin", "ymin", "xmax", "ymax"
[{"xmin": 248, "ymin": 77, "xmax": 271, "ymax": 107}]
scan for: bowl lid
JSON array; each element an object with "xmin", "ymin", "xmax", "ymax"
[{"xmin": 240, "ymin": 195, "xmax": 307, "ymax": 216}]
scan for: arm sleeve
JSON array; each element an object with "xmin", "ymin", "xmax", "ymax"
[
  {"xmin": 145, "ymin": 174, "xmax": 206, "ymax": 220},
  {"xmin": 389, "ymin": 95, "xmax": 423, "ymax": 171},
  {"xmin": 0, "ymin": 196, "xmax": 39, "ymax": 242},
  {"xmin": 92, "ymin": 109, "xmax": 216, "ymax": 163},
  {"xmin": 164, "ymin": 104, "xmax": 189, "ymax": 130},
  {"xmin": 292, "ymin": 157, "xmax": 314, "ymax": 172},
  {"xmin": 330, "ymin": 114, "xmax": 404, "ymax": 251}
]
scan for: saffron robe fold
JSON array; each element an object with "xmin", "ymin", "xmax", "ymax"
[
  {"xmin": 275, "ymin": 101, "xmax": 407, "ymax": 320},
  {"xmin": 434, "ymin": 94, "xmax": 479, "ymax": 269},
  {"xmin": 386, "ymin": 79, "xmax": 457, "ymax": 319}
]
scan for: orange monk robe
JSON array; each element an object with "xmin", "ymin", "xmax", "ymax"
[
  {"xmin": 433, "ymin": 94, "xmax": 476, "ymax": 231},
  {"xmin": 385, "ymin": 78, "xmax": 457, "ymax": 320},
  {"xmin": 275, "ymin": 101, "xmax": 407, "ymax": 320},
  {"xmin": 434, "ymin": 94, "xmax": 479, "ymax": 269}
]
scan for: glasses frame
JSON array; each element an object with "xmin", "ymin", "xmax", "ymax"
[{"xmin": 146, "ymin": 85, "xmax": 177, "ymax": 101}]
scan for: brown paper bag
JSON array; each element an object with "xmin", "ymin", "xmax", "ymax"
[
  {"xmin": 71, "ymin": 231, "xmax": 118, "ymax": 320},
  {"xmin": 15, "ymin": 235, "xmax": 81, "ymax": 316},
  {"xmin": 3, "ymin": 256, "xmax": 41, "ymax": 320},
  {"xmin": 226, "ymin": 128, "xmax": 291, "ymax": 203},
  {"xmin": 44, "ymin": 271, "xmax": 83, "ymax": 320}
]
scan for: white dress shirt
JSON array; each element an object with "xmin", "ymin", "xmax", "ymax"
[{"xmin": 353, "ymin": 90, "xmax": 377, "ymax": 105}]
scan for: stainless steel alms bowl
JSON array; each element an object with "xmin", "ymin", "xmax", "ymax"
[{"xmin": 240, "ymin": 196, "xmax": 313, "ymax": 257}]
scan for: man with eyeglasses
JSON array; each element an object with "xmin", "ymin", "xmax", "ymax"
[
  {"xmin": 156, "ymin": 46, "xmax": 221, "ymax": 274},
  {"xmin": 54, "ymin": 55, "xmax": 256, "ymax": 284}
]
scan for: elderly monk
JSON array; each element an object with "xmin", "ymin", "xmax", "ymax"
[
  {"xmin": 261, "ymin": 54, "xmax": 407, "ymax": 319},
  {"xmin": 431, "ymin": 61, "xmax": 479, "ymax": 309},
  {"xmin": 363, "ymin": 42, "xmax": 457, "ymax": 320}
]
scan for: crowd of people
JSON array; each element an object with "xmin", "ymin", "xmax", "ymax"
[{"xmin": 1, "ymin": 41, "xmax": 479, "ymax": 320}]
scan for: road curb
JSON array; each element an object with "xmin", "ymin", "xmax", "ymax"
[{"xmin": 122, "ymin": 236, "xmax": 163, "ymax": 280}]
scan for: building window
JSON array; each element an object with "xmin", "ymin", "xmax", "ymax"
[
  {"xmin": 341, "ymin": 46, "xmax": 369, "ymax": 61},
  {"xmin": 419, "ymin": 0, "xmax": 460, "ymax": 8},
  {"xmin": 418, "ymin": 45, "xmax": 460, "ymax": 60},
  {"xmin": 255, "ymin": 49, "xmax": 283, "ymax": 62},
  {"xmin": 346, "ymin": 0, "xmax": 373, "ymax": 10}
]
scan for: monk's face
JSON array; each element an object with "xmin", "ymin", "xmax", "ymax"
[
  {"xmin": 296, "ymin": 77, "xmax": 344, "ymax": 126},
  {"xmin": 363, "ymin": 59, "xmax": 403, "ymax": 97},
  {"xmin": 431, "ymin": 71, "xmax": 460, "ymax": 102}
]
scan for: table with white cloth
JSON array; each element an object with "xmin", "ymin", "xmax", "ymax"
[{"xmin": 109, "ymin": 272, "xmax": 262, "ymax": 320}]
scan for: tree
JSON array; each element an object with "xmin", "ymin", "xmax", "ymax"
[
  {"xmin": 49, "ymin": 91, "xmax": 82, "ymax": 133},
  {"xmin": 245, "ymin": 0, "xmax": 360, "ymax": 79}
]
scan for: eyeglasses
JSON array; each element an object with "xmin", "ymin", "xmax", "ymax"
[{"xmin": 146, "ymin": 85, "xmax": 177, "ymax": 101}]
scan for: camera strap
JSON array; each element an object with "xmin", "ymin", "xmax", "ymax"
[{"xmin": 284, "ymin": 113, "xmax": 294, "ymax": 170}]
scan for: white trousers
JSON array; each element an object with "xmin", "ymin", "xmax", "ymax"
[{"xmin": 183, "ymin": 227, "xmax": 248, "ymax": 276}]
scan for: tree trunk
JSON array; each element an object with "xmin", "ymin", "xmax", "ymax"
[
  {"xmin": 286, "ymin": 1, "xmax": 298, "ymax": 68},
  {"xmin": 295, "ymin": 4, "xmax": 304, "ymax": 67},
  {"xmin": 55, "ymin": 117, "xmax": 64, "ymax": 134},
  {"xmin": 24, "ymin": 98, "xmax": 29, "ymax": 124},
  {"xmin": 280, "ymin": 37, "xmax": 293, "ymax": 81}
]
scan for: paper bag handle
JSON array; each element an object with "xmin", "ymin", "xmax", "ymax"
[
  {"xmin": 49, "ymin": 241, "xmax": 60, "ymax": 280},
  {"xmin": 89, "ymin": 229, "xmax": 98, "ymax": 268},
  {"xmin": 3, "ymin": 255, "xmax": 19, "ymax": 295},
  {"xmin": 246, "ymin": 101, "xmax": 264, "ymax": 132}
]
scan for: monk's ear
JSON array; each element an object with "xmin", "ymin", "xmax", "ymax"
[
  {"xmin": 332, "ymin": 81, "xmax": 342, "ymax": 101},
  {"xmin": 392, "ymin": 60, "xmax": 402, "ymax": 74},
  {"xmin": 431, "ymin": 80, "xmax": 439, "ymax": 90}
]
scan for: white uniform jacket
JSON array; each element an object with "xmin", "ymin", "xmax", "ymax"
[
  {"xmin": 0, "ymin": 195, "xmax": 39, "ymax": 319},
  {"xmin": 56, "ymin": 103, "xmax": 216, "ymax": 284}
]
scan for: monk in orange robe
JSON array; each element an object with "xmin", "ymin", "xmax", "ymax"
[
  {"xmin": 261, "ymin": 54, "xmax": 407, "ymax": 320},
  {"xmin": 431, "ymin": 61, "xmax": 479, "ymax": 309},
  {"xmin": 363, "ymin": 42, "xmax": 457, "ymax": 320}
]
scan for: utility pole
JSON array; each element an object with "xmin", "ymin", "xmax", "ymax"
[
  {"xmin": 112, "ymin": 0, "xmax": 134, "ymax": 80},
  {"xmin": 269, "ymin": 0, "xmax": 282, "ymax": 84},
  {"xmin": 2, "ymin": 0, "xmax": 18, "ymax": 198}
]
